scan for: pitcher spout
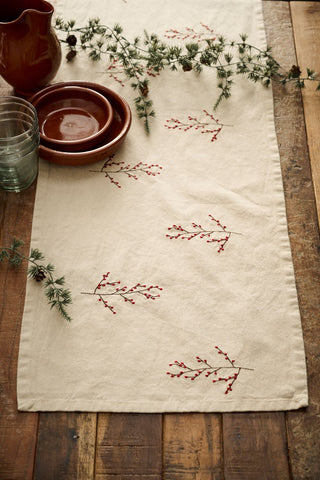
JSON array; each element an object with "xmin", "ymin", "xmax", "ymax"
[
  {"xmin": 0, "ymin": 0, "xmax": 61, "ymax": 95},
  {"xmin": 0, "ymin": 0, "xmax": 54, "ymax": 24}
]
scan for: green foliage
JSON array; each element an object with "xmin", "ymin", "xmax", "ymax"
[
  {"xmin": 0, "ymin": 239, "xmax": 72, "ymax": 322},
  {"xmin": 55, "ymin": 17, "xmax": 320, "ymax": 132}
]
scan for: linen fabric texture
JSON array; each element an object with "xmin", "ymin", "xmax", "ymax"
[{"xmin": 17, "ymin": 0, "xmax": 308, "ymax": 412}]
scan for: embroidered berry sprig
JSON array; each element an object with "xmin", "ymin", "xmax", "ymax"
[
  {"xmin": 166, "ymin": 214, "xmax": 240, "ymax": 252},
  {"xmin": 90, "ymin": 154, "xmax": 162, "ymax": 188},
  {"xmin": 81, "ymin": 272, "xmax": 163, "ymax": 314},
  {"xmin": 164, "ymin": 23, "xmax": 216, "ymax": 42},
  {"xmin": 165, "ymin": 109, "xmax": 226, "ymax": 142},
  {"xmin": 167, "ymin": 345, "xmax": 253, "ymax": 394},
  {"xmin": 0, "ymin": 238, "xmax": 72, "ymax": 321}
]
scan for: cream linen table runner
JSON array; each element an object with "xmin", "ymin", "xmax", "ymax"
[{"xmin": 17, "ymin": 0, "xmax": 308, "ymax": 412}]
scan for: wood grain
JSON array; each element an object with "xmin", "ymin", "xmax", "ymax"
[
  {"xmin": 95, "ymin": 413, "xmax": 162, "ymax": 479},
  {"xmin": 286, "ymin": 3, "xmax": 320, "ymax": 480},
  {"xmin": 266, "ymin": 3, "xmax": 320, "ymax": 480},
  {"xmin": 291, "ymin": 2, "xmax": 320, "ymax": 223},
  {"xmin": 163, "ymin": 413, "xmax": 222, "ymax": 480},
  {"xmin": 223, "ymin": 413, "xmax": 290, "ymax": 480},
  {"xmin": 0, "ymin": 186, "xmax": 38, "ymax": 480},
  {"xmin": 34, "ymin": 412, "xmax": 97, "ymax": 480}
]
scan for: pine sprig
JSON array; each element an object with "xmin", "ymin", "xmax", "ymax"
[
  {"xmin": 55, "ymin": 18, "xmax": 320, "ymax": 132},
  {"xmin": 0, "ymin": 239, "xmax": 72, "ymax": 322}
]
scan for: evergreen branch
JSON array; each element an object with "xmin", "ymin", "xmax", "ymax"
[
  {"xmin": 0, "ymin": 238, "xmax": 72, "ymax": 322},
  {"xmin": 55, "ymin": 18, "xmax": 320, "ymax": 132}
]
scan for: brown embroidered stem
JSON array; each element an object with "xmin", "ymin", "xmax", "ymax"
[
  {"xmin": 89, "ymin": 154, "xmax": 163, "ymax": 188},
  {"xmin": 167, "ymin": 345, "xmax": 253, "ymax": 394},
  {"xmin": 166, "ymin": 214, "xmax": 241, "ymax": 252},
  {"xmin": 81, "ymin": 272, "xmax": 163, "ymax": 314},
  {"xmin": 164, "ymin": 23, "xmax": 216, "ymax": 42},
  {"xmin": 165, "ymin": 110, "xmax": 228, "ymax": 142}
]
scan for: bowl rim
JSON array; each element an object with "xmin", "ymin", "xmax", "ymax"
[
  {"xmin": 29, "ymin": 81, "xmax": 132, "ymax": 165},
  {"xmin": 32, "ymin": 85, "xmax": 114, "ymax": 148}
]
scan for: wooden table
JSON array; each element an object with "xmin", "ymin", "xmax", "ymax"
[{"xmin": 0, "ymin": 2, "xmax": 319, "ymax": 478}]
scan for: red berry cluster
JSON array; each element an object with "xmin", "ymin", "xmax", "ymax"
[
  {"xmin": 107, "ymin": 59, "xmax": 126, "ymax": 87},
  {"xmin": 166, "ymin": 214, "xmax": 234, "ymax": 253},
  {"xmin": 81, "ymin": 272, "xmax": 163, "ymax": 314},
  {"xmin": 164, "ymin": 110, "xmax": 223, "ymax": 142},
  {"xmin": 164, "ymin": 23, "xmax": 216, "ymax": 42},
  {"xmin": 145, "ymin": 65, "xmax": 161, "ymax": 78},
  {"xmin": 167, "ymin": 346, "xmax": 253, "ymax": 395}
]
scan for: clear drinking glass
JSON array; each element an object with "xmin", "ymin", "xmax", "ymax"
[{"xmin": 0, "ymin": 96, "xmax": 40, "ymax": 192}]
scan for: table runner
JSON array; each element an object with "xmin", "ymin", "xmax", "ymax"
[{"xmin": 17, "ymin": 0, "xmax": 308, "ymax": 411}]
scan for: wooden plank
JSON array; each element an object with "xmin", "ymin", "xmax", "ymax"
[
  {"xmin": 286, "ymin": 4, "xmax": 320, "ymax": 480},
  {"xmin": 163, "ymin": 413, "xmax": 222, "ymax": 480},
  {"xmin": 291, "ymin": 2, "xmax": 320, "ymax": 226},
  {"xmin": 95, "ymin": 413, "xmax": 162, "ymax": 479},
  {"xmin": 265, "ymin": 2, "xmax": 320, "ymax": 478},
  {"xmin": 223, "ymin": 413, "xmax": 290, "ymax": 480},
  {"xmin": 0, "ymin": 187, "xmax": 38, "ymax": 480},
  {"xmin": 34, "ymin": 412, "xmax": 97, "ymax": 480}
]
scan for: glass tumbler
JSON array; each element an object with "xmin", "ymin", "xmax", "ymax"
[{"xmin": 0, "ymin": 96, "xmax": 40, "ymax": 192}]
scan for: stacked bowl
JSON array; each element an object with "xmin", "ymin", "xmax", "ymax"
[{"xmin": 29, "ymin": 82, "xmax": 132, "ymax": 166}]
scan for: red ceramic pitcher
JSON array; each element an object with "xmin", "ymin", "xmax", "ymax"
[{"xmin": 0, "ymin": 0, "xmax": 61, "ymax": 95}]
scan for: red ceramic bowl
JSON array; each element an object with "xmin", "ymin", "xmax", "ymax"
[
  {"xmin": 29, "ymin": 82, "xmax": 132, "ymax": 166},
  {"xmin": 32, "ymin": 85, "xmax": 114, "ymax": 152}
]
